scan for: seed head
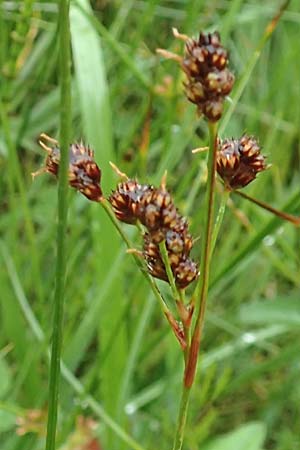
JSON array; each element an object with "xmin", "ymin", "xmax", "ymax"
[
  {"xmin": 143, "ymin": 227, "xmax": 198, "ymax": 289},
  {"xmin": 217, "ymin": 135, "xmax": 267, "ymax": 189},
  {"xmin": 201, "ymin": 98, "xmax": 224, "ymax": 122},
  {"xmin": 68, "ymin": 143, "xmax": 102, "ymax": 201},
  {"xmin": 165, "ymin": 228, "xmax": 193, "ymax": 256},
  {"xmin": 139, "ymin": 187, "xmax": 178, "ymax": 240},
  {"xmin": 109, "ymin": 171, "xmax": 199, "ymax": 289},
  {"xmin": 181, "ymin": 31, "xmax": 234, "ymax": 121},
  {"xmin": 33, "ymin": 134, "xmax": 103, "ymax": 202},
  {"xmin": 174, "ymin": 259, "xmax": 199, "ymax": 288},
  {"xmin": 183, "ymin": 32, "xmax": 229, "ymax": 78},
  {"xmin": 109, "ymin": 180, "xmax": 152, "ymax": 224},
  {"xmin": 157, "ymin": 30, "xmax": 234, "ymax": 121}
]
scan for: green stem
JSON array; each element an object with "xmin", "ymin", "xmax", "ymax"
[
  {"xmin": 172, "ymin": 122, "xmax": 218, "ymax": 450},
  {"xmin": 159, "ymin": 240, "xmax": 178, "ymax": 300},
  {"xmin": 172, "ymin": 386, "xmax": 190, "ymax": 450},
  {"xmin": 211, "ymin": 189, "xmax": 230, "ymax": 254},
  {"xmin": 185, "ymin": 122, "xmax": 218, "ymax": 388},
  {"xmin": 45, "ymin": 1, "xmax": 71, "ymax": 449}
]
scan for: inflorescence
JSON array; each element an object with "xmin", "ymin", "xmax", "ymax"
[
  {"xmin": 109, "ymin": 180, "xmax": 199, "ymax": 288},
  {"xmin": 33, "ymin": 133, "xmax": 103, "ymax": 202},
  {"xmin": 216, "ymin": 135, "xmax": 267, "ymax": 190},
  {"xmin": 182, "ymin": 32, "xmax": 234, "ymax": 121},
  {"xmin": 158, "ymin": 30, "xmax": 234, "ymax": 121},
  {"xmin": 34, "ymin": 134, "xmax": 198, "ymax": 289}
]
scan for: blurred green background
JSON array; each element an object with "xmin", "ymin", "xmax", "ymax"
[{"xmin": 0, "ymin": 1, "xmax": 300, "ymax": 449}]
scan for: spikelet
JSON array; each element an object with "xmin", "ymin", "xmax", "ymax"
[
  {"xmin": 33, "ymin": 134, "xmax": 102, "ymax": 202},
  {"xmin": 109, "ymin": 180, "xmax": 152, "ymax": 224},
  {"xmin": 216, "ymin": 135, "xmax": 267, "ymax": 189}
]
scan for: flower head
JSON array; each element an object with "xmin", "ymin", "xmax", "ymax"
[
  {"xmin": 183, "ymin": 32, "xmax": 229, "ymax": 78},
  {"xmin": 109, "ymin": 180, "xmax": 153, "ymax": 224},
  {"xmin": 157, "ymin": 29, "xmax": 234, "ymax": 121},
  {"xmin": 182, "ymin": 31, "xmax": 234, "ymax": 121},
  {"xmin": 68, "ymin": 143, "xmax": 102, "ymax": 201},
  {"xmin": 216, "ymin": 135, "xmax": 267, "ymax": 189},
  {"xmin": 143, "ymin": 232, "xmax": 198, "ymax": 289},
  {"xmin": 109, "ymin": 172, "xmax": 199, "ymax": 289},
  {"xmin": 33, "ymin": 133, "xmax": 103, "ymax": 202},
  {"xmin": 138, "ymin": 187, "xmax": 178, "ymax": 242}
]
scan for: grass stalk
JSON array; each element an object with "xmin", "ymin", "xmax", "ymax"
[
  {"xmin": 184, "ymin": 121, "xmax": 218, "ymax": 388},
  {"xmin": 159, "ymin": 240, "xmax": 178, "ymax": 300},
  {"xmin": 234, "ymin": 189, "xmax": 300, "ymax": 226},
  {"xmin": 172, "ymin": 122, "xmax": 218, "ymax": 450},
  {"xmin": 45, "ymin": 1, "xmax": 71, "ymax": 449},
  {"xmin": 211, "ymin": 189, "xmax": 230, "ymax": 253},
  {"xmin": 172, "ymin": 385, "xmax": 190, "ymax": 450}
]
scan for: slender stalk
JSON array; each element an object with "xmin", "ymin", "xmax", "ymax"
[
  {"xmin": 172, "ymin": 122, "xmax": 218, "ymax": 450},
  {"xmin": 159, "ymin": 240, "xmax": 178, "ymax": 300},
  {"xmin": 172, "ymin": 386, "xmax": 190, "ymax": 450},
  {"xmin": 211, "ymin": 189, "xmax": 230, "ymax": 254},
  {"xmin": 185, "ymin": 121, "xmax": 218, "ymax": 388},
  {"xmin": 45, "ymin": 2, "xmax": 71, "ymax": 449},
  {"xmin": 234, "ymin": 190, "xmax": 300, "ymax": 226}
]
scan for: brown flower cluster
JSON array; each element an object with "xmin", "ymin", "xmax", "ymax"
[
  {"xmin": 182, "ymin": 32, "xmax": 234, "ymax": 121},
  {"xmin": 216, "ymin": 135, "xmax": 267, "ymax": 189},
  {"xmin": 109, "ymin": 180, "xmax": 198, "ymax": 288},
  {"xmin": 34, "ymin": 134, "xmax": 102, "ymax": 202}
]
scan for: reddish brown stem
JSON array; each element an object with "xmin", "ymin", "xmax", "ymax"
[
  {"xmin": 234, "ymin": 190, "xmax": 300, "ymax": 226},
  {"xmin": 184, "ymin": 122, "xmax": 218, "ymax": 387}
]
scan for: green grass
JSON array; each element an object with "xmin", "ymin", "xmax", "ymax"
[{"xmin": 1, "ymin": 1, "xmax": 300, "ymax": 450}]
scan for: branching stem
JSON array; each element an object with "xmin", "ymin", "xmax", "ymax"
[
  {"xmin": 172, "ymin": 122, "xmax": 218, "ymax": 450},
  {"xmin": 184, "ymin": 121, "xmax": 218, "ymax": 388}
]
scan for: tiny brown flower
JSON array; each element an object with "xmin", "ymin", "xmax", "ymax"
[
  {"xmin": 139, "ymin": 187, "xmax": 178, "ymax": 241},
  {"xmin": 216, "ymin": 135, "xmax": 267, "ymax": 189},
  {"xmin": 143, "ymin": 231, "xmax": 198, "ymax": 289},
  {"xmin": 182, "ymin": 32, "xmax": 234, "ymax": 121},
  {"xmin": 183, "ymin": 32, "xmax": 229, "ymax": 78},
  {"xmin": 34, "ymin": 134, "xmax": 103, "ymax": 202},
  {"xmin": 109, "ymin": 180, "xmax": 152, "ymax": 224}
]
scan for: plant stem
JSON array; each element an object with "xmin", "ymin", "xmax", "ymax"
[
  {"xmin": 159, "ymin": 240, "xmax": 178, "ymax": 300},
  {"xmin": 185, "ymin": 121, "xmax": 218, "ymax": 388},
  {"xmin": 211, "ymin": 189, "xmax": 230, "ymax": 254},
  {"xmin": 172, "ymin": 122, "xmax": 218, "ymax": 450},
  {"xmin": 45, "ymin": 1, "xmax": 71, "ymax": 449},
  {"xmin": 234, "ymin": 189, "xmax": 300, "ymax": 226},
  {"xmin": 172, "ymin": 386, "xmax": 190, "ymax": 450}
]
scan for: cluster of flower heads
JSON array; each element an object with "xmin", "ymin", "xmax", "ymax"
[
  {"xmin": 182, "ymin": 31, "xmax": 235, "ymax": 121},
  {"xmin": 109, "ymin": 180, "xmax": 199, "ymax": 288},
  {"xmin": 33, "ymin": 134, "xmax": 102, "ymax": 202},
  {"xmin": 216, "ymin": 135, "xmax": 267, "ymax": 189}
]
